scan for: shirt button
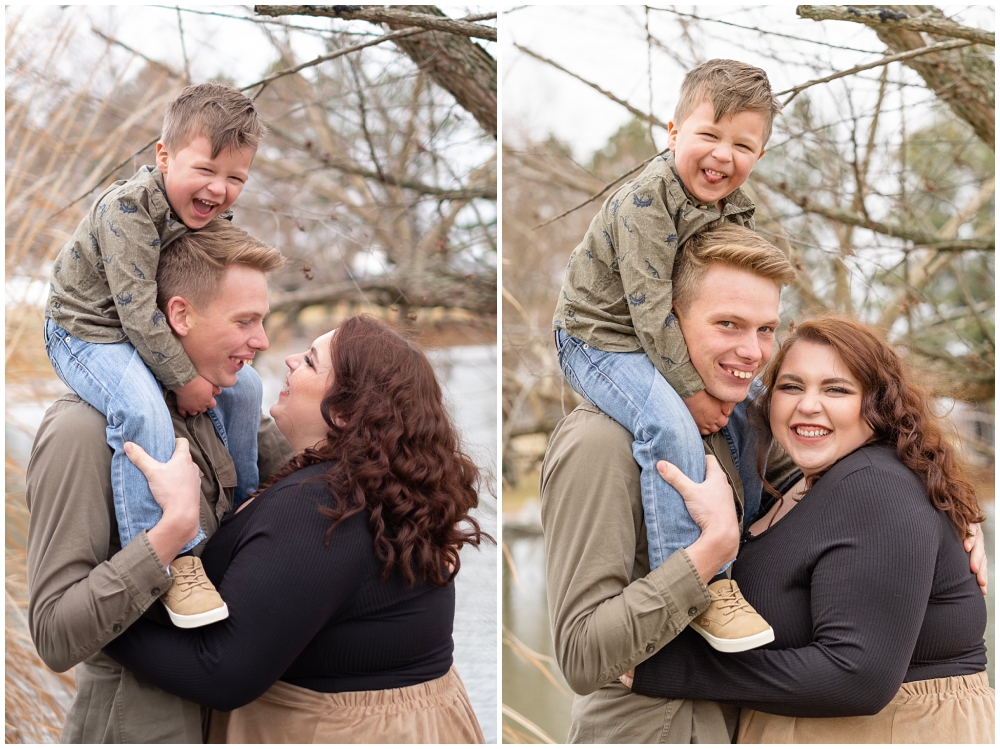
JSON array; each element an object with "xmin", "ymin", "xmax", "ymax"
[
  {"xmin": 688, "ymin": 607, "xmax": 698, "ymax": 617},
  {"xmin": 645, "ymin": 643, "xmax": 655, "ymax": 653},
  {"xmin": 112, "ymin": 623, "xmax": 122, "ymax": 633},
  {"xmin": 151, "ymin": 588, "xmax": 161, "ymax": 597}
]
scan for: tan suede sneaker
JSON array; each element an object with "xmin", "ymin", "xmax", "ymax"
[
  {"xmin": 162, "ymin": 556, "xmax": 229, "ymax": 628},
  {"xmin": 690, "ymin": 579, "xmax": 774, "ymax": 653}
]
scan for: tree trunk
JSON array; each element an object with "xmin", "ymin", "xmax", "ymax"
[{"xmin": 383, "ymin": 6, "xmax": 497, "ymax": 138}]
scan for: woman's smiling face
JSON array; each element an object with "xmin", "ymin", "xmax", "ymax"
[
  {"xmin": 769, "ymin": 339, "xmax": 874, "ymax": 476},
  {"xmin": 269, "ymin": 329, "xmax": 336, "ymax": 453}
]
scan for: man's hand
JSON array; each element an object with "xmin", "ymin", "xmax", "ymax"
[
  {"xmin": 658, "ymin": 455, "xmax": 740, "ymax": 583},
  {"xmin": 126, "ymin": 439, "xmax": 201, "ymax": 566},
  {"xmin": 683, "ymin": 389, "xmax": 735, "ymax": 435},
  {"xmin": 173, "ymin": 375, "xmax": 221, "ymax": 417},
  {"xmin": 965, "ymin": 522, "xmax": 988, "ymax": 596}
]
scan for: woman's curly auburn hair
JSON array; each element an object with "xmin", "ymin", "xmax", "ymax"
[
  {"xmin": 261, "ymin": 315, "xmax": 491, "ymax": 586},
  {"xmin": 751, "ymin": 313, "xmax": 983, "ymax": 538}
]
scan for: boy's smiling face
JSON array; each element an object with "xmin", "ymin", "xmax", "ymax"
[
  {"xmin": 668, "ymin": 99, "xmax": 768, "ymax": 209},
  {"xmin": 156, "ymin": 134, "xmax": 255, "ymax": 229}
]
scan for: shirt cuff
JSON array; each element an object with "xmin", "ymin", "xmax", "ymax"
[
  {"xmin": 645, "ymin": 548, "xmax": 712, "ymax": 640},
  {"xmin": 110, "ymin": 531, "xmax": 174, "ymax": 612}
]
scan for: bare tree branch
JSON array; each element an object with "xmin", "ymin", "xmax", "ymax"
[
  {"xmin": 752, "ymin": 173, "xmax": 995, "ymax": 253},
  {"xmin": 296, "ymin": 135, "xmax": 497, "ymax": 200},
  {"xmin": 796, "ymin": 5, "xmax": 995, "ymax": 46},
  {"xmin": 383, "ymin": 6, "xmax": 497, "ymax": 138},
  {"xmin": 776, "ymin": 38, "xmax": 971, "ymax": 105},
  {"xmin": 533, "ymin": 147, "xmax": 671, "ymax": 230},
  {"xmin": 247, "ymin": 25, "xmax": 427, "ymax": 94},
  {"xmin": 254, "ymin": 5, "xmax": 497, "ymax": 41},
  {"xmin": 799, "ymin": 5, "xmax": 995, "ymax": 147},
  {"xmin": 269, "ymin": 273, "xmax": 496, "ymax": 317},
  {"xmin": 513, "ymin": 43, "xmax": 671, "ymax": 132}
]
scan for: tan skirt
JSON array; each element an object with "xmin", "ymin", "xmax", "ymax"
[
  {"xmin": 207, "ymin": 666, "xmax": 485, "ymax": 744},
  {"xmin": 737, "ymin": 671, "xmax": 995, "ymax": 744}
]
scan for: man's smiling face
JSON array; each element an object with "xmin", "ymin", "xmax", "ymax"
[{"xmin": 675, "ymin": 262, "xmax": 781, "ymax": 403}]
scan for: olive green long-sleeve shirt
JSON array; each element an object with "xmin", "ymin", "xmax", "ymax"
[
  {"xmin": 540, "ymin": 403, "xmax": 745, "ymax": 742},
  {"xmin": 552, "ymin": 152, "xmax": 755, "ymax": 399},
  {"xmin": 45, "ymin": 167, "xmax": 233, "ymax": 390},
  {"xmin": 25, "ymin": 393, "xmax": 293, "ymax": 743}
]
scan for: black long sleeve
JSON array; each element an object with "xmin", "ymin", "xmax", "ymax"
[
  {"xmin": 632, "ymin": 445, "xmax": 987, "ymax": 717},
  {"xmin": 104, "ymin": 463, "xmax": 455, "ymax": 710}
]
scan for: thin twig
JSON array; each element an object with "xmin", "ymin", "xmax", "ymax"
[
  {"xmin": 91, "ymin": 29, "xmax": 183, "ymax": 78},
  {"xmin": 650, "ymin": 6, "xmax": 883, "ymax": 54},
  {"xmin": 533, "ymin": 147, "xmax": 671, "ymax": 230},
  {"xmin": 513, "ymin": 43, "xmax": 670, "ymax": 132},
  {"xmin": 777, "ymin": 39, "xmax": 972, "ymax": 105},
  {"xmin": 176, "ymin": 6, "xmax": 191, "ymax": 84},
  {"xmin": 247, "ymin": 26, "xmax": 429, "ymax": 97}
]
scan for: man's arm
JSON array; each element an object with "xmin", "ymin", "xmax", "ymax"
[
  {"xmin": 25, "ymin": 396, "xmax": 292, "ymax": 673},
  {"xmin": 540, "ymin": 405, "xmax": 714, "ymax": 695},
  {"xmin": 26, "ymin": 397, "xmax": 172, "ymax": 673}
]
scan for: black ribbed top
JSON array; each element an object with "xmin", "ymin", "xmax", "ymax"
[
  {"xmin": 104, "ymin": 462, "xmax": 455, "ymax": 711},
  {"xmin": 632, "ymin": 444, "xmax": 987, "ymax": 717}
]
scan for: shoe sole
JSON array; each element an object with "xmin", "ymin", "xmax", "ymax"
[
  {"xmin": 690, "ymin": 622, "xmax": 775, "ymax": 653},
  {"xmin": 165, "ymin": 603, "xmax": 229, "ymax": 629}
]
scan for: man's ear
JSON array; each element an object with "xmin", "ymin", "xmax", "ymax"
[
  {"xmin": 155, "ymin": 141, "xmax": 169, "ymax": 175},
  {"xmin": 164, "ymin": 296, "xmax": 194, "ymax": 337}
]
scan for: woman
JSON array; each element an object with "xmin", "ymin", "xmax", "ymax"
[
  {"xmin": 104, "ymin": 315, "xmax": 489, "ymax": 743},
  {"xmin": 628, "ymin": 314, "xmax": 994, "ymax": 743}
]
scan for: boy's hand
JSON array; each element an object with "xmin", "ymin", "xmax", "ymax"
[
  {"xmin": 173, "ymin": 375, "xmax": 221, "ymax": 416},
  {"xmin": 683, "ymin": 389, "xmax": 735, "ymax": 435}
]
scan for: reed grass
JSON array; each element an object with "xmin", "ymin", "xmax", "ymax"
[{"xmin": 5, "ymin": 12, "xmax": 180, "ymax": 741}]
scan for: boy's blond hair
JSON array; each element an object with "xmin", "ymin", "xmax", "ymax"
[
  {"xmin": 674, "ymin": 59, "xmax": 782, "ymax": 146},
  {"xmin": 156, "ymin": 219, "xmax": 284, "ymax": 311},
  {"xmin": 672, "ymin": 224, "xmax": 794, "ymax": 313},
  {"xmin": 161, "ymin": 82, "xmax": 268, "ymax": 158}
]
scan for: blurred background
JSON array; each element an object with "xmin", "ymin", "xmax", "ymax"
[
  {"xmin": 500, "ymin": 5, "xmax": 993, "ymax": 743},
  {"xmin": 5, "ymin": 5, "xmax": 497, "ymax": 742}
]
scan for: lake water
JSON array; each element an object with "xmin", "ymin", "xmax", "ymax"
[
  {"xmin": 503, "ymin": 501, "xmax": 995, "ymax": 743},
  {"xmin": 6, "ymin": 341, "xmax": 498, "ymax": 742}
]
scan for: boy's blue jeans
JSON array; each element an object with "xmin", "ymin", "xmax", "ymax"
[
  {"xmin": 556, "ymin": 329, "xmax": 763, "ymax": 571},
  {"xmin": 44, "ymin": 318, "xmax": 262, "ymax": 553}
]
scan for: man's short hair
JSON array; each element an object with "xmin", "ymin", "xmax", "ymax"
[
  {"xmin": 674, "ymin": 59, "xmax": 782, "ymax": 146},
  {"xmin": 156, "ymin": 219, "xmax": 284, "ymax": 310},
  {"xmin": 161, "ymin": 82, "xmax": 268, "ymax": 158},
  {"xmin": 672, "ymin": 224, "xmax": 795, "ymax": 313}
]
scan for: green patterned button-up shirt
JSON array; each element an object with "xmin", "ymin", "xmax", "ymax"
[
  {"xmin": 46, "ymin": 166, "xmax": 232, "ymax": 390},
  {"xmin": 553, "ymin": 152, "xmax": 755, "ymax": 399}
]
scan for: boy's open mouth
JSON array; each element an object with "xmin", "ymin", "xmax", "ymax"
[{"xmin": 193, "ymin": 198, "xmax": 217, "ymax": 217}]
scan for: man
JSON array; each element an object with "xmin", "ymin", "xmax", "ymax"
[
  {"xmin": 26, "ymin": 220, "xmax": 294, "ymax": 743},
  {"xmin": 540, "ymin": 224, "xmax": 796, "ymax": 742}
]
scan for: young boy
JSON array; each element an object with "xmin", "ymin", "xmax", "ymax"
[
  {"xmin": 553, "ymin": 59, "xmax": 781, "ymax": 652},
  {"xmin": 44, "ymin": 82, "xmax": 268, "ymax": 628}
]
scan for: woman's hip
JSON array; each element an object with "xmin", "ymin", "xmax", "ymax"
[
  {"xmin": 737, "ymin": 672, "xmax": 995, "ymax": 744},
  {"xmin": 208, "ymin": 666, "xmax": 485, "ymax": 744}
]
